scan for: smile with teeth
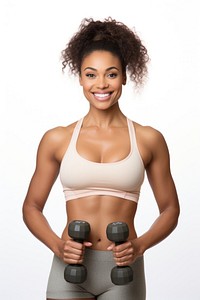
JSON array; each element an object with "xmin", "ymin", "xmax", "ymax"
[{"xmin": 93, "ymin": 92, "xmax": 112, "ymax": 101}]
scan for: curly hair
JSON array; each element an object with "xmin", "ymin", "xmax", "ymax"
[{"xmin": 61, "ymin": 17, "xmax": 149, "ymax": 86}]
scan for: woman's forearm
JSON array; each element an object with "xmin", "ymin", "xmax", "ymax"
[
  {"xmin": 22, "ymin": 203, "xmax": 64, "ymax": 257},
  {"xmin": 136, "ymin": 205, "xmax": 180, "ymax": 254}
]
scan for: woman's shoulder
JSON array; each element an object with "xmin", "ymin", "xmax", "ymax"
[
  {"xmin": 38, "ymin": 120, "xmax": 79, "ymax": 149},
  {"xmin": 132, "ymin": 120, "xmax": 167, "ymax": 148},
  {"xmin": 131, "ymin": 120, "xmax": 169, "ymax": 165},
  {"xmin": 133, "ymin": 120, "xmax": 163, "ymax": 137}
]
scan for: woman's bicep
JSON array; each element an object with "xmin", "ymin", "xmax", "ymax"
[
  {"xmin": 146, "ymin": 131, "xmax": 179, "ymax": 213},
  {"xmin": 24, "ymin": 131, "xmax": 60, "ymax": 211}
]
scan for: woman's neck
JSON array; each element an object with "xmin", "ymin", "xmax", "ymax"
[{"xmin": 83, "ymin": 105, "xmax": 127, "ymax": 129}]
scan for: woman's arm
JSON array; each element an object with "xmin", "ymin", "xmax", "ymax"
[
  {"xmin": 23, "ymin": 128, "xmax": 92, "ymax": 263},
  {"xmin": 22, "ymin": 129, "xmax": 65, "ymax": 258},
  {"xmin": 109, "ymin": 128, "xmax": 180, "ymax": 265},
  {"xmin": 135, "ymin": 129, "xmax": 180, "ymax": 254}
]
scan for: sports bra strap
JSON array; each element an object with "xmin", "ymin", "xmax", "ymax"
[{"xmin": 69, "ymin": 118, "xmax": 84, "ymax": 147}]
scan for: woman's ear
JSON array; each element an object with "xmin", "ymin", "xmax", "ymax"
[
  {"xmin": 79, "ymin": 75, "xmax": 83, "ymax": 86},
  {"xmin": 123, "ymin": 74, "xmax": 127, "ymax": 85}
]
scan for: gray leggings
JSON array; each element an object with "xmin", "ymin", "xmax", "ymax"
[{"xmin": 46, "ymin": 249, "xmax": 146, "ymax": 300}]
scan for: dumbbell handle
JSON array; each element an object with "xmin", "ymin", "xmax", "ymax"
[
  {"xmin": 73, "ymin": 238, "xmax": 84, "ymax": 243},
  {"xmin": 115, "ymin": 241, "xmax": 124, "ymax": 246}
]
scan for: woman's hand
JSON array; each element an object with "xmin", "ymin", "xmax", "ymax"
[
  {"xmin": 58, "ymin": 239, "xmax": 92, "ymax": 264},
  {"xmin": 107, "ymin": 239, "xmax": 143, "ymax": 266}
]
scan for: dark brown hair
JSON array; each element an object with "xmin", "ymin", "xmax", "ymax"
[{"xmin": 61, "ymin": 17, "xmax": 149, "ymax": 86}]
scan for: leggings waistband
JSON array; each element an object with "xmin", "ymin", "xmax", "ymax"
[
  {"xmin": 84, "ymin": 248, "xmax": 144, "ymax": 264},
  {"xmin": 84, "ymin": 248, "xmax": 113, "ymax": 261}
]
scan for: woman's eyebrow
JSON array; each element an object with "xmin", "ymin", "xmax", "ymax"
[{"xmin": 83, "ymin": 66, "xmax": 119, "ymax": 71}]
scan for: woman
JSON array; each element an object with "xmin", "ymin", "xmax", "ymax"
[{"xmin": 22, "ymin": 17, "xmax": 180, "ymax": 300}]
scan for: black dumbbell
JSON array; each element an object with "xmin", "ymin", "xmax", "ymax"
[
  {"xmin": 106, "ymin": 222, "xmax": 133, "ymax": 285},
  {"xmin": 64, "ymin": 220, "xmax": 90, "ymax": 284}
]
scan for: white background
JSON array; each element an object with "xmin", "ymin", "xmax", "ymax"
[{"xmin": 1, "ymin": 0, "xmax": 200, "ymax": 299}]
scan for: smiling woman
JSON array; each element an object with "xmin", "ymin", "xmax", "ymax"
[
  {"xmin": 22, "ymin": 17, "xmax": 180, "ymax": 300},
  {"xmin": 79, "ymin": 51, "xmax": 126, "ymax": 109}
]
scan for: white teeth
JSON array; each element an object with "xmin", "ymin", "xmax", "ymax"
[{"xmin": 94, "ymin": 93, "xmax": 110, "ymax": 98}]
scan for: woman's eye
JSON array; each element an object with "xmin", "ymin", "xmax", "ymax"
[
  {"xmin": 108, "ymin": 73, "xmax": 117, "ymax": 78},
  {"xmin": 86, "ymin": 73, "xmax": 95, "ymax": 78}
]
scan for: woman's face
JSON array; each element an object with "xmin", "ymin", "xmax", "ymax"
[{"xmin": 79, "ymin": 50, "xmax": 126, "ymax": 110}]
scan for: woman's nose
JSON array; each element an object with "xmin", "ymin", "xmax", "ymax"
[{"xmin": 97, "ymin": 76, "xmax": 109, "ymax": 89}]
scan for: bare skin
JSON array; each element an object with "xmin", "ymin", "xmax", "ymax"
[{"xmin": 23, "ymin": 51, "xmax": 180, "ymax": 300}]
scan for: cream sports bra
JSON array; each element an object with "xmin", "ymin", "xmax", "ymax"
[{"xmin": 60, "ymin": 118, "xmax": 145, "ymax": 203}]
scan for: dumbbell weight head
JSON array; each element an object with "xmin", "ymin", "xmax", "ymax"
[
  {"xmin": 68, "ymin": 220, "xmax": 90, "ymax": 242},
  {"xmin": 64, "ymin": 264, "xmax": 87, "ymax": 284},
  {"xmin": 111, "ymin": 266, "xmax": 133, "ymax": 285},
  {"xmin": 106, "ymin": 222, "xmax": 129, "ymax": 245}
]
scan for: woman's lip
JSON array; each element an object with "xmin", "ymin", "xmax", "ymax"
[{"xmin": 93, "ymin": 92, "xmax": 112, "ymax": 101}]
